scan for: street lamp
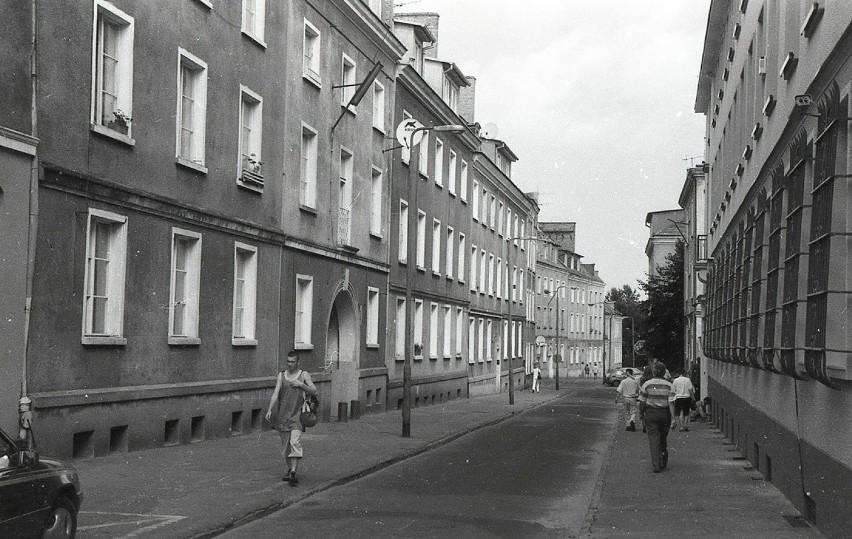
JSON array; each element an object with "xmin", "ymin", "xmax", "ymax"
[
  {"xmin": 505, "ymin": 235, "xmax": 540, "ymax": 405},
  {"xmin": 400, "ymin": 123, "xmax": 468, "ymax": 438},
  {"xmin": 544, "ymin": 285, "xmax": 569, "ymax": 391}
]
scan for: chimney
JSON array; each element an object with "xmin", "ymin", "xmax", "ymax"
[{"xmin": 458, "ymin": 75, "xmax": 476, "ymax": 124}]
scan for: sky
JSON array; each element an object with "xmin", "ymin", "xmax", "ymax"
[{"xmin": 398, "ymin": 0, "xmax": 711, "ymax": 293}]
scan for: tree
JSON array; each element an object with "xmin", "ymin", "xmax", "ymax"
[
  {"xmin": 605, "ymin": 284, "xmax": 644, "ymax": 367},
  {"xmin": 639, "ymin": 242, "xmax": 684, "ymax": 368}
]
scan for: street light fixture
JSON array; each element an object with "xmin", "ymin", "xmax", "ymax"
[
  {"xmin": 544, "ymin": 285, "xmax": 569, "ymax": 391},
  {"xmin": 401, "ymin": 123, "xmax": 468, "ymax": 438}
]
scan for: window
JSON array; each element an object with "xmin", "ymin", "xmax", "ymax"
[
  {"xmin": 341, "ymin": 54, "xmax": 356, "ymax": 109},
  {"xmin": 479, "ymin": 249, "xmax": 487, "ymax": 292},
  {"xmin": 506, "ymin": 208, "xmax": 512, "ymax": 238},
  {"xmin": 443, "ymin": 76, "xmax": 459, "ymax": 112},
  {"xmin": 372, "ymin": 81, "xmax": 385, "ymax": 131},
  {"xmin": 399, "ymin": 200, "xmax": 409, "ymax": 263},
  {"xmin": 434, "ymin": 138, "xmax": 444, "ymax": 187},
  {"xmin": 486, "ymin": 320, "xmax": 493, "ymax": 361},
  {"xmin": 418, "ymin": 131, "xmax": 429, "ymax": 176},
  {"xmin": 303, "ymin": 20, "xmax": 321, "ymax": 87},
  {"xmin": 416, "ymin": 210, "xmax": 426, "ymax": 268},
  {"xmin": 468, "ymin": 318, "xmax": 476, "ymax": 363},
  {"xmin": 238, "ymin": 86, "xmax": 263, "ymax": 190},
  {"xmin": 370, "ymin": 167, "xmax": 383, "ymax": 237},
  {"xmin": 498, "ymin": 202, "xmax": 504, "ymax": 235},
  {"xmin": 295, "ymin": 275, "xmax": 313, "ymax": 347},
  {"xmin": 232, "ymin": 242, "xmax": 258, "ymax": 345},
  {"xmin": 481, "ymin": 189, "xmax": 488, "ymax": 226},
  {"xmin": 456, "ymin": 307, "xmax": 464, "ymax": 357},
  {"xmin": 401, "ymin": 111, "xmax": 412, "ymax": 164},
  {"xmin": 395, "ymin": 297, "xmax": 406, "ymax": 358},
  {"xmin": 92, "ymin": 0, "xmax": 134, "ymax": 140},
  {"xmin": 446, "ymin": 227, "xmax": 454, "ymax": 279},
  {"xmin": 430, "ymin": 303, "xmax": 438, "ymax": 358},
  {"xmin": 490, "ymin": 195, "xmax": 496, "ymax": 229},
  {"xmin": 470, "ymin": 244, "xmax": 477, "ymax": 290},
  {"xmin": 520, "ymin": 220, "xmax": 526, "ymax": 248},
  {"xmin": 477, "ymin": 318, "xmax": 485, "ymax": 362},
  {"xmin": 241, "ymin": 0, "xmax": 266, "ymax": 46},
  {"xmin": 496, "ymin": 258, "xmax": 502, "ymax": 298},
  {"xmin": 338, "ymin": 148, "xmax": 353, "ymax": 245},
  {"xmin": 414, "ymin": 299, "xmax": 424, "ymax": 357},
  {"xmin": 448, "ymin": 151, "xmax": 457, "ymax": 195},
  {"xmin": 300, "ymin": 124, "xmax": 318, "ymax": 208},
  {"xmin": 367, "ymin": 287, "xmax": 379, "ymax": 346},
  {"xmin": 458, "ymin": 233, "xmax": 466, "ymax": 281},
  {"xmin": 432, "ymin": 219, "xmax": 441, "ymax": 274},
  {"xmin": 472, "ymin": 181, "xmax": 480, "ymax": 220},
  {"xmin": 169, "ymin": 228, "xmax": 201, "ymax": 344},
  {"xmin": 488, "ymin": 254, "xmax": 495, "ymax": 295},
  {"xmin": 460, "ymin": 160, "xmax": 469, "ymax": 202},
  {"xmin": 82, "ymin": 208, "xmax": 127, "ymax": 344},
  {"xmin": 176, "ymin": 49, "xmax": 207, "ymax": 169}
]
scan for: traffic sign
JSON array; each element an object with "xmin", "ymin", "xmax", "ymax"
[
  {"xmin": 396, "ymin": 119, "xmax": 425, "ymax": 149},
  {"xmin": 535, "ymin": 336, "xmax": 546, "ymax": 346}
]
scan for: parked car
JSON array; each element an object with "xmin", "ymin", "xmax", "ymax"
[
  {"xmin": 605, "ymin": 367, "xmax": 643, "ymax": 387},
  {"xmin": 0, "ymin": 426, "xmax": 82, "ymax": 538}
]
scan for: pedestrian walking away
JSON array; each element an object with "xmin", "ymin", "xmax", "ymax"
[
  {"xmin": 638, "ymin": 362, "xmax": 676, "ymax": 473},
  {"xmin": 592, "ymin": 364, "xmax": 599, "ymax": 380},
  {"xmin": 671, "ymin": 368, "xmax": 696, "ymax": 431},
  {"xmin": 532, "ymin": 363, "xmax": 542, "ymax": 392},
  {"xmin": 266, "ymin": 350, "xmax": 318, "ymax": 486},
  {"xmin": 615, "ymin": 372, "xmax": 640, "ymax": 431},
  {"xmin": 638, "ymin": 365, "xmax": 654, "ymax": 433},
  {"xmin": 584, "ymin": 364, "xmax": 590, "ymax": 378}
]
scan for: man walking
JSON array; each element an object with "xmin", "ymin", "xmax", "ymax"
[
  {"xmin": 615, "ymin": 371, "xmax": 640, "ymax": 431},
  {"xmin": 671, "ymin": 368, "xmax": 696, "ymax": 431},
  {"xmin": 638, "ymin": 362, "xmax": 676, "ymax": 473}
]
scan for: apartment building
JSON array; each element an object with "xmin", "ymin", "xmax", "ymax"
[
  {"xmin": 24, "ymin": 0, "xmax": 404, "ymax": 457},
  {"xmin": 696, "ymin": 1, "xmax": 852, "ymax": 533},
  {"xmin": 644, "ymin": 209, "xmax": 686, "ymax": 277}
]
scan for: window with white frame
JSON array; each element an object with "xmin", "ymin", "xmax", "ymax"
[
  {"xmin": 468, "ymin": 317, "xmax": 475, "ymax": 363},
  {"xmin": 479, "ymin": 249, "xmax": 486, "ymax": 292},
  {"xmin": 488, "ymin": 254, "xmax": 495, "ymax": 296},
  {"xmin": 472, "ymin": 181, "xmax": 480, "ymax": 220},
  {"xmin": 496, "ymin": 257, "xmax": 502, "ymax": 298},
  {"xmin": 418, "ymin": 131, "xmax": 429, "ymax": 176},
  {"xmin": 300, "ymin": 123, "xmax": 318, "ymax": 207},
  {"xmin": 303, "ymin": 19, "xmax": 321, "ymax": 86},
  {"xmin": 506, "ymin": 208, "xmax": 512, "ymax": 237},
  {"xmin": 416, "ymin": 210, "xmax": 426, "ymax": 268},
  {"xmin": 367, "ymin": 287, "xmax": 379, "ymax": 346},
  {"xmin": 469, "ymin": 244, "xmax": 477, "ymax": 290},
  {"xmin": 401, "ymin": 110, "xmax": 412, "ymax": 164},
  {"xmin": 477, "ymin": 318, "xmax": 485, "ymax": 362},
  {"xmin": 429, "ymin": 303, "xmax": 438, "ymax": 358},
  {"xmin": 456, "ymin": 307, "xmax": 464, "ymax": 357},
  {"xmin": 238, "ymin": 86, "xmax": 263, "ymax": 186},
  {"xmin": 445, "ymin": 227, "xmax": 454, "ymax": 279},
  {"xmin": 460, "ymin": 160, "xmax": 468, "ymax": 202},
  {"xmin": 513, "ymin": 215, "xmax": 519, "ymax": 244},
  {"xmin": 232, "ymin": 242, "xmax": 258, "ymax": 344},
  {"xmin": 370, "ymin": 166, "xmax": 383, "ymax": 236},
  {"xmin": 443, "ymin": 76, "xmax": 459, "ymax": 112},
  {"xmin": 503, "ymin": 320, "xmax": 508, "ymax": 359},
  {"xmin": 512, "ymin": 266, "xmax": 518, "ymax": 301},
  {"xmin": 432, "ymin": 219, "xmax": 441, "ymax": 274},
  {"xmin": 340, "ymin": 53, "xmax": 356, "ymax": 109},
  {"xmin": 241, "ymin": 0, "xmax": 266, "ymax": 45},
  {"xmin": 176, "ymin": 49, "xmax": 207, "ymax": 167},
  {"xmin": 490, "ymin": 195, "xmax": 496, "ymax": 229},
  {"xmin": 169, "ymin": 228, "xmax": 201, "ymax": 343},
  {"xmin": 520, "ymin": 220, "xmax": 526, "ymax": 248},
  {"xmin": 414, "ymin": 299, "xmax": 424, "ymax": 356},
  {"xmin": 338, "ymin": 148, "xmax": 354, "ymax": 245},
  {"xmin": 442, "ymin": 305, "xmax": 451, "ymax": 358},
  {"xmin": 295, "ymin": 274, "xmax": 313, "ymax": 346},
  {"xmin": 481, "ymin": 188, "xmax": 489, "ymax": 225},
  {"xmin": 399, "ymin": 200, "xmax": 409, "ymax": 263},
  {"xmin": 372, "ymin": 81, "xmax": 385, "ymax": 130},
  {"xmin": 497, "ymin": 202, "xmax": 504, "ymax": 235},
  {"xmin": 458, "ymin": 233, "xmax": 466, "ymax": 281},
  {"xmin": 434, "ymin": 138, "xmax": 444, "ymax": 187},
  {"xmin": 486, "ymin": 319, "xmax": 493, "ymax": 361},
  {"xmin": 395, "ymin": 297, "xmax": 405, "ymax": 358},
  {"xmin": 82, "ymin": 208, "xmax": 127, "ymax": 344},
  {"xmin": 92, "ymin": 0, "xmax": 134, "ymax": 138},
  {"xmin": 448, "ymin": 151, "xmax": 457, "ymax": 196}
]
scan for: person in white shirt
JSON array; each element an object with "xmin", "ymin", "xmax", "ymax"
[
  {"xmin": 615, "ymin": 373, "xmax": 641, "ymax": 431},
  {"xmin": 532, "ymin": 363, "xmax": 542, "ymax": 392},
  {"xmin": 671, "ymin": 368, "xmax": 696, "ymax": 432}
]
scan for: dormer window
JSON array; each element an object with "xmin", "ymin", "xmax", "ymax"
[
  {"xmin": 412, "ymin": 41, "xmax": 424, "ymax": 73},
  {"xmin": 443, "ymin": 76, "xmax": 459, "ymax": 112}
]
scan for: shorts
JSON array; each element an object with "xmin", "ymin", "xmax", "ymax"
[
  {"xmin": 279, "ymin": 429, "xmax": 303, "ymax": 459},
  {"xmin": 674, "ymin": 397, "xmax": 692, "ymax": 416}
]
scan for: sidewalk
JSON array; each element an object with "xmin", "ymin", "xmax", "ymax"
[
  {"xmin": 75, "ymin": 379, "xmax": 564, "ymax": 539},
  {"xmin": 588, "ymin": 409, "xmax": 822, "ymax": 537}
]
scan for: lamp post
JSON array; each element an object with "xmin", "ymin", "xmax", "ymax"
[
  {"xmin": 505, "ymin": 235, "xmax": 540, "ymax": 405},
  {"xmin": 400, "ymin": 123, "xmax": 468, "ymax": 438},
  {"xmin": 545, "ymin": 285, "xmax": 569, "ymax": 391},
  {"xmin": 624, "ymin": 315, "xmax": 636, "ymax": 367}
]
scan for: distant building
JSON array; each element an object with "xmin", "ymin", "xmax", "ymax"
[
  {"xmin": 644, "ymin": 209, "xmax": 685, "ymax": 277},
  {"xmin": 696, "ymin": 1, "xmax": 852, "ymax": 534}
]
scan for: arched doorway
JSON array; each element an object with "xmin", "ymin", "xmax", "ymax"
[{"xmin": 326, "ymin": 289, "xmax": 359, "ymax": 420}]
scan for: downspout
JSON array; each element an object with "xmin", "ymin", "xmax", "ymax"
[{"xmin": 23, "ymin": 0, "xmax": 39, "ymax": 398}]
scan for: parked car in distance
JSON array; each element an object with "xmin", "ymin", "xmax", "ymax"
[
  {"xmin": 605, "ymin": 367, "xmax": 643, "ymax": 387},
  {"xmin": 0, "ymin": 426, "xmax": 82, "ymax": 538}
]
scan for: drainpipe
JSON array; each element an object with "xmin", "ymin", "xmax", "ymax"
[{"xmin": 23, "ymin": 0, "xmax": 39, "ymax": 398}]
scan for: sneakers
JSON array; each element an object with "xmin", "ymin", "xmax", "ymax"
[{"xmin": 284, "ymin": 470, "xmax": 298, "ymax": 486}]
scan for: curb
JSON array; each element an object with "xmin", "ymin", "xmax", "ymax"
[
  {"xmin": 579, "ymin": 413, "xmax": 619, "ymax": 537},
  {"xmin": 191, "ymin": 392, "xmax": 564, "ymax": 538}
]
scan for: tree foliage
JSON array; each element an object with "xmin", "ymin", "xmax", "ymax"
[
  {"xmin": 638, "ymin": 242, "xmax": 684, "ymax": 367},
  {"xmin": 605, "ymin": 284, "xmax": 644, "ymax": 367}
]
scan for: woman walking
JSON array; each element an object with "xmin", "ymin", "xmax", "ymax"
[{"xmin": 266, "ymin": 350, "xmax": 317, "ymax": 486}]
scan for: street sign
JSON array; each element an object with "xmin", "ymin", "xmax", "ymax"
[
  {"xmin": 396, "ymin": 119, "xmax": 424, "ymax": 149},
  {"xmin": 535, "ymin": 336, "xmax": 546, "ymax": 346}
]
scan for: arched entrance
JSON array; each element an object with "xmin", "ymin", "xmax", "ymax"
[{"xmin": 326, "ymin": 288, "xmax": 359, "ymax": 420}]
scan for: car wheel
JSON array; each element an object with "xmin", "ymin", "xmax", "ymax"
[{"xmin": 42, "ymin": 497, "xmax": 77, "ymax": 539}]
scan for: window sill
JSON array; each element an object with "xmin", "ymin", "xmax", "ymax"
[
  {"xmin": 370, "ymin": 231, "xmax": 383, "ymax": 240},
  {"xmin": 193, "ymin": 0, "xmax": 212, "ymax": 7},
  {"xmin": 176, "ymin": 157, "xmax": 208, "ymax": 174},
  {"xmin": 241, "ymin": 30, "xmax": 267, "ymax": 49},
  {"xmin": 443, "ymin": 355, "xmax": 452, "ymax": 361},
  {"xmin": 295, "ymin": 343, "xmax": 314, "ymax": 351},
  {"xmin": 416, "ymin": 266, "xmax": 426, "ymax": 273},
  {"xmin": 460, "ymin": 198, "xmax": 467, "ymax": 205},
  {"xmin": 435, "ymin": 181, "xmax": 443, "ymax": 189},
  {"xmin": 373, "ymin": 124, "xmax": 385, "ymax": 135},
  {"xmin": 429, "ymin": 355, "xmax": 438, "ymax": 361},
  {"xmin": 395, "ymin": 356, "xmax": 405, "ymax": 362},
  {"xmin": 340, "ymin": 244, "xmax": 360, "ymax": 253},
  {"xmin": 414, "ymin": 355, "xmax": 423, "ymax": 361},
  {"xmin": 168, "ymin": 336, "xmax": 201, "ymax": 346},
  {"xmin": 303, "ymin": 72, "xmax": 322, "ymax": 90},
  {"xmin": 232, "ymin": 338, "xmax": 258, "ymax": 347},
  {"xmin": 366, "ymin": 343, "xmax": 379, "ymax": 350},
  {"xmin": 432, "ymin": 270, "xmax": 441, "ymax": 277},
  {"xmin": 91, "ymin": 124, "xmax": 135, "ymax": 146},
  {"xmin": 399, "ymin": 259, "xmax": 408, "ymax": 266},
  {"xmin": 402, "ymin": 158, "xmax": 410, "ymax": 167},
  {"xmin": 419, "ymin": 171, "xmax": 429, "ymax": 180},
  {"xmin": 341, "ymin": 104, "xmax": 357, "ymax": 116},
  {"xmin": 82, "ymin": 336, "xmax": 127, "ymax": 346},
  {"xmin": 237, "ymin": 178, "xmax": 264, "ymax": 194},
  {"xmin": 299, "ymin": 204, "xmax": 318, "ymax": 215},
  {"xmin": 446, "ymin": 276, "xmax": 453, "ymax": 282}
]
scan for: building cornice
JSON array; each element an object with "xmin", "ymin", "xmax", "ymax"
[
  {"xmin": 0, "ymin": 126, "xmax": 38, "ymax": 156},
  {"xmin": 695, "ymin": 0, "xmax": 731, "ymax": 112}
]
